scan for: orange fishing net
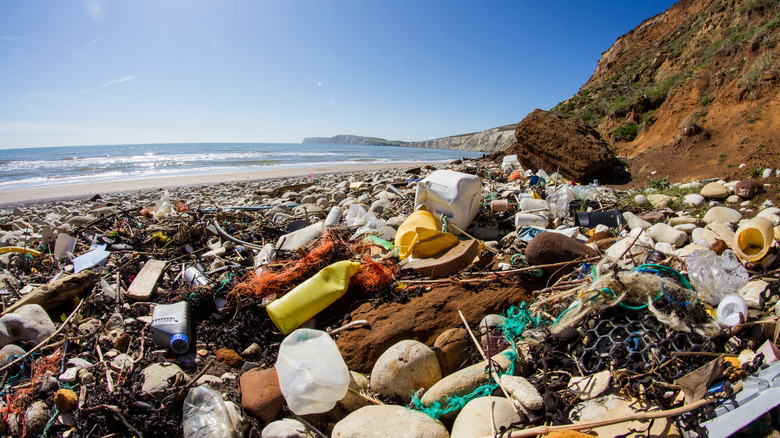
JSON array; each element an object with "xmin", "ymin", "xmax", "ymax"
[
  {"xmin": 230, "ymin": 233, "xmax": 337, "ymax": 299},
  {"xmin": 1, "ymin": 349, "xmax": 62, "ymax": 436},
  {"xmin": 351, "ymin": 256, "xmax": 396, "ymax": 291}
]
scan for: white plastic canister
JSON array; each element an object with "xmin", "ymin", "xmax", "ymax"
[
  {"xmin": 501, "ymin": 155, "xmax": 520, "ymax": 168},
  {"xmin": 515, "ymin": 213, "xmax": 548, "ymax": 229},
  {"xmin": 519, "ymin": 198, "xmax": 549, "ymax": 212},
  {"xmin": 415, "ymin": 170, "xmax": 482, "ymax": 236}
]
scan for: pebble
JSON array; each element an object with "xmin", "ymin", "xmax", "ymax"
[
  {"xmin": 634, "ymin": 194, "xmax": 649, "ymax": 205},
  {"xmin": 332, "ymin": 405, "xmax": 449, "ymax": 438},
  {"xmin": 141, "ymin": 363, "xmax": 189, "ymax": 395},
  {"xmin": 700, "ymin": 182, "xmax": 729, "ymax": 199},
  {"xmin": 24, "ymin": 400, "xmax": 49, "ymax": 435},
  {"xmin": 703, "ymin": 206, "xmax": 742, "ymax": 224},
  {"xmin": 647, "ymin": 223, "xmax": 688, "ymax": 247},
  {"xmin": 262, "ymin": 418, "xmax": 316, "ymax": 438},
  {"xmin": 451, "ymin": 396, "xmax": 525, "ymax": 438},
  {"xmin": 568, "ymin": 370, "xmax": 612, "ymax": 400},
  {"xmin": 239, "ymin": 367, "xmax": 284, "ymax": 422},
  {"xmin": 0, "ymin": 304, "xmax": 56, "ymax": 348},
  {"xmin": 646, "ymin": 194, "xmax": 673, "ymax": 209},
  {"xmin": 500, "ymin": 375, "xmax": 544, "ymax": 410},
  {"xmin": 370, "ymin": 340, "xmax": 442, "ymax": 402},
  {"xmin": 54, "ymin": 388, "xmax": 78, "ymax": 412},
  {"xmin": 0, "ymin": 344, "xmax": 25, "ymax": 367},
  {"xmin": 339, "ymin": 371, "xmax": 372, "ymax": 412},
  {"xmin": 726, "ymin": 194, "xmax": 741, "ymax": 204},
  {"xmin": 739, "ymin": 280, "xmax": 769, "ymax": 309},
  {"xmin": 433, "ymin": 328, "xmax": 470, "ymax": 377},
  {"xmin": 683, "ymin": 193, "xmax": 705, "ymax": 206},
  {"xmin": 622, "ymin": 211, "xmax": 651, "ymax": 230}
]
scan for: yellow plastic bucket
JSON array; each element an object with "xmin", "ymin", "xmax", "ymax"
[
  {"xmin": 733, "ymin": 217, "xmax": 775, "ymax": 262},
  {"xmin": 395, "ymin": 210, "xmax": 443, "ymax": 259}
]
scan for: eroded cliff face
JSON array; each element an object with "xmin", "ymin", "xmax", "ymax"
[
  {"xmin": 402, "ymin": 125, "xmax": 517, "ymax": 153},
  {"xmin": 551, "ymin": 0, "xmax": 780, "ymax": 183}
]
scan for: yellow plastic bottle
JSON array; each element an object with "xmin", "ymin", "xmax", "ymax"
[{"xmin": 266, "ymin": 260, "xmax": 362, "ymax": 334}]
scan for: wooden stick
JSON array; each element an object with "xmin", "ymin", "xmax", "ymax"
[
  {"xmin": 95, "ymin": 343, "xmax": 115, "ymax": 394},
  {"xmin": 327, "ymin": 320, "xmax": 369, "ymax": 336},
  {"xmin": 458, "ymin": 310, "xmax": 525, "ymax": 419},
  {"xmin": 481, "ymin": 396, "xmax": 716, "ymax": 438},
  {"xmin": 0, "ymin": 297, "xmax": 85, "ymax": 374}
]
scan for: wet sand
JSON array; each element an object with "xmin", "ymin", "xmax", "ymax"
[{"xmin": 0, "ymin": 162, "xmax": 416, "ymax": 205}]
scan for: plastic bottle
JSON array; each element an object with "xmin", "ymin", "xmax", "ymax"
[
  {"xmin": 717, "ymin": 294, "xmax": 748, "ymax": 327},
  {"xmin": 266, "ymin": 260, "xmax": 361, "ymax": 334},
  {"xmin": 514, "ymin": 213, "xmax": 548, "ymax": 229},
  {"xmin": 519, "ymin": 198, "xmax": 549, "ymax": 212},
  {"xmin": 151, "ymin": 301, "xmax": 191, "ymax": 355},
  {"xmin": 324, "ymin": 206, "xmax": 342, "ymax": 227},
  {"xmin": 275, "ymin": 328, "xmax": 350, "ymax": 415},
  {"xmin": 182, "ymin": 385, "xmax": 245, "ymax": 438},
  {"xmin": 183, "ymin": 266, "xmax": 209, "ymax": 286}
]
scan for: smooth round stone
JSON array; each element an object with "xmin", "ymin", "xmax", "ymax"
[
  {"xmin": 433, "ymin": 328, "xmax": 470, "ymax": 377},
  {"xmin": 500, "ymin": 375, "xmax": 543, "ymax": 410},
  {"xmin": 655, "ymin": 241, "xmax": 674, "ymax": 254},
  {"xmin": 763, "ymin": 168, "xmax": 774, "ymax": 178},
  {"xmin": 647, "ymin": 223, "xmax": 687, "ymax": 247},
  {"xmin": 673, "ymin": 223, "xmax": 697, "ymax": 234},
  {"xmin": 370, "ymin": 340, "xmax": 442, "ymax": 402},
  {"xmin": 634, "ymin": 194, "xmax": 649, "ymax": 206},
  {"xmin": 726, "ymin": 195, "xmax": 741, "ymax": 204},
  {"xmin": 262, "ymin": 419, "xmax": 316, "ymax": 438},
  {"xmin": 646, "ymin": 194, "xmax": 673, "ymax": 209},
  {"xmin": 451, "ymin": 396, "xmax": 524, "ymax": 438},
  {"xmin": 332, "ymin": 405, "xmax": 448, "ymax": 438},
  {"xmin": 703, "ymin": 206, "xmax": 742, "ymax": 224},
  {"xmin": 700, "ymin": 182, "xmax": 729, "ymax": 199},
  {"xmin": 683, "ymin": 193, "xmax": 704, "ymax": 207},
  {"xmin": 622, "ymin": 212, "xmax": 651, "ymax": 230},
  {"xmin": 339, "ymin": 372, "xmax": 372, "ymax": 412}
]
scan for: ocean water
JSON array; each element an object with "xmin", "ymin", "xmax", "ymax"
[{"xmin": 0, "ymin": 143, "xmax": 483, "ymax": 190}]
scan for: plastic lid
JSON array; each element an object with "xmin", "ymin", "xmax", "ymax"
[
  {"xmin": 170, "ymin": 334, "xmax": 189, "ymax": 355},
  {"xmin": 717, "ymin": 294, "xmax": 748, "ymax": 327}
]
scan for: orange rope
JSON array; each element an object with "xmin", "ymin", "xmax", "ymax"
[{"xmin": 0, "ymin": 349, "xmax": 62, "ymax": 436}]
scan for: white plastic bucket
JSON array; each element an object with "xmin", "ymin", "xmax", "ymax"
[{"xmin": 415, "ymin": 170, "xmax": 482, "ymax": 236}]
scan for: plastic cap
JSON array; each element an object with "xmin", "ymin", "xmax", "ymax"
[
  {"xmin": 170, "ymin": 334, "xmax": 189, "ymax": 355},
  {"xmin": 717, "ymin": 294, "xmax": 748, "ymax": 327}
]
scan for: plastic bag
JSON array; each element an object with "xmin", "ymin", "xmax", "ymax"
[
  {"xmin": 686, "ymin": 249, "xmax": 749, "ymax": 306},
  {"xmin": 153, "ymin": 190, "xmax": 176, "ymax": 220},
  {"xmin": 344, "ymin": 204, "xmax": 375, "ymax": 227},
  {"xmin": 182, "ymin": 386, "xmax": 244, "ymax": 438}
]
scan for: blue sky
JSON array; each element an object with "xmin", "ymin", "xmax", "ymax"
[{"xmin": 0, "ymin": 1, "xmax": 678, "ymax": 149}]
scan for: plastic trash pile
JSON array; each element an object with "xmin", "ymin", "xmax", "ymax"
[{"xmin": 0, "ymin": 156, "xmax": 780, "ymax": 437}]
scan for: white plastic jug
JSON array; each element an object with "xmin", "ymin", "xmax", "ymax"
[
  {"xmin": 275, "ymin": 329, "xmax": 350, "ymax": 415},
  {"xmin": 502, "ymin": 155, "xmax": 520, "ymax": 168},
  {"xmin": 515, "ymin": 213, "xmax": 548, "ymax": 229},
  {"xmin": 415, "ymin": 170, "xmax": 482, "ymax": 236},
  {"xmin": 519, "ymin": 198, "xmax": 549, "ymax": 212}
]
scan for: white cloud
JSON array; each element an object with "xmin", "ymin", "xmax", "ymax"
[
  {"xmin": 85, "ymin": 37, "xmax": 102, "ymax": 48},
  {"xmin": 82, "ymin": 75, "xmax": 137, "ymax": 94},
  {"xmin": 0, "ymin": 123, "xmax": 101, "ymax": 134},
  {"xmin": 85, "ymin": 0, "xmax": 106, "ymax": 22}
]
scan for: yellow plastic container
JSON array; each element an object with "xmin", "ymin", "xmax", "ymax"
[
  {"xmin": 395, "ymin": 210, "xmax": 441, "ymax": 259},
  {"xmin": 266, "ymin": 260, "xmax": 362, "ymax": 334},
  {"xmin": 733, "ymin": 217, "xmax": 775, "ymax": 262}
]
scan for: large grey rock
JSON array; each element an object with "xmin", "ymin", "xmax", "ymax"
[
  {"xmin": 451, "ymin": 396, "xmax": 524, "ymax": 438},
  {"xmin": 703, "ymin": 207, "xmax": 742, "ymax": 224},
  {"xmin": 332, "ymin": 405, "xmax": 448, "ymax": 438},
  {"xmin": 370, "ymin": 340, "xmax": 441, "ymax": 402},
  {"xmin": 0, "ymin": 304, "xmax": 55, "ymax": 348}
]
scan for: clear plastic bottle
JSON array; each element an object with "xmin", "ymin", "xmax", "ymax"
[
  {"xmin": 151, "ymin": 301, "xmax": 191, "ymax": 355},
  {"xmin": 182, "ymin": 385, "xmax": 244, "ymax": 438},
  {"xmin": 266, "ymin": 260, "xmax": 361, "ymax": 334},
  {"xmin": 275, "ymin": 328, "xmax": 350, "ymax": 415}
]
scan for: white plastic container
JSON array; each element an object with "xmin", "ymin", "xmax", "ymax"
[
  {"xmin": 515, "ymin": 213, "xmax": 548, "ymax": 229},
  {"xmin": 151, "ymin": 301, "xmax": 191, "ymax": 355},
  {"xmin": 183, "ymin": 267, "xmax": 209, "ymax": 286},
  {"xmin": 501, "ymin": 155, "xmax": 520, "ymax": 168},
  {"xmin": 717, "ymin": 294, "xmax": 748, "ymax": 327},
  {"xmin": 415, "ymin": 170, "xmax": 482, "ymax": 236},
  {"xmin": 518, "ymin": 198, "xmax": 549, "ymax": 212},
  {"xmin": 275, "ymin": 329, "xmax": 350, "ymax": 415},
  {"xmin": 276, "ymin": 222, "xmax": 326, "ymax": 251},
  {"xmin": 324, "ymin": 206, "xmax": 342, "ymax": 227}
]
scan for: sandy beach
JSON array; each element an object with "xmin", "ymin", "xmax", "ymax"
[{"xmin": 0, "ymin": 162, "xmax": 417, "ymax": 206}]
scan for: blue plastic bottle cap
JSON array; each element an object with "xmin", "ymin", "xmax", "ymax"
[{"xmin": 170, "ymin": 334, "xmax": 189, "ymax": 355}]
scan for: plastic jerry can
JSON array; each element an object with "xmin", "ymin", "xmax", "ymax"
[
  {"xmin": 501, "ymin": 155, "xmax": 520, "ymax": 168},
  {"xmin": 275, "ymin": 329, "xmax": 350, "ymax": 415},
  {"xmin": 266, "ymin": 260, "xmax": 362, "ymax": 334},
  {"xmin": 414, "ymin": 170, "xmax": 482, "ymax": 236},
  {"xmin": 151, "ymin": 301, "xmax": 191, "ymax": 355}
]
